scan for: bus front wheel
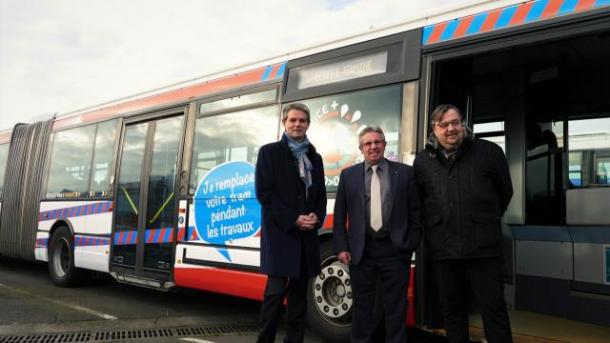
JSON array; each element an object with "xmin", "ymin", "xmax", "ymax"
[
  {"xmin": 48, "ymin": 226, "xmax": 81, "ymax": 287},
  {"xmin": 307, "ymin": 240, "xmax": 352, "ymax": 342}
]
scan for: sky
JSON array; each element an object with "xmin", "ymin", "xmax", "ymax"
[{"xmin": 0, "ymin": 0, "xmax": 474, "ymax": 131}]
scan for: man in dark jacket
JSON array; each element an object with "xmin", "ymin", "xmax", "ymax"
[
  {"xmin": 255, "ymin": 103, "xmax": 327, "ymax": 343},
  {"xmin": 413, "ymin": 104, "xmax": 513, "ymax": 343}
]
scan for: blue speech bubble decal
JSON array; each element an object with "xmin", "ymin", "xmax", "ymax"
[{"xmin": 194, "ymin": 161, "xmax": 261, "ymax": 261}]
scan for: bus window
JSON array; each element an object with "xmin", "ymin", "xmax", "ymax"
[
  {"xmin": 526, "ymin": 116, "xmax": 565, "ymax": 225},
  {"xmin": 568, "ymin": 117, "xmax": 610, "ymax": 188},
  {"xmin": 189, "ymin": 105, "xmax": 279, "ymax": 193},
  {"xmin": 299, "ymin": 85, "xmax": 402, "ymax": 192},
  {"xmin": 597, "ymin": 157, "xmax": 610, "ymax": 185},
  {"xmin": 473, "ymin": 121, "xmax": 505, "ymax": 153},
  {"xmin": 0, "ymin": 143, "xmax": 8, "ymax": 199},
  {"xmin": 46, "ymin": 125, "xmax": 97, "ymax": 198},
  {"xmin": 89, "ymin": 120, "xmax": 118, "ymax": 197}
]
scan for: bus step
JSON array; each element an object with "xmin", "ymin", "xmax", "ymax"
[{"xmin": 111, "ymin": 272, "xmax": 174, "ymax": 291}]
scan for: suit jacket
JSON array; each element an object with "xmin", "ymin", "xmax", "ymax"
[
  {"xmin": 414, "ymin": 138, "xmax": 512, "ymax": 260},
  {"xmin": 333, "ymin": 159, "xmax": 422, "ymax": 265},
  {"xmin": 255, "ymin": 135, "xmax": 327, "ymax": 278}
]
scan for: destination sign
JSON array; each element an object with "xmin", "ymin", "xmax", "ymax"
[{"xmin": 295, "ymin": 51, "xmax": 388, "ymax": 90}]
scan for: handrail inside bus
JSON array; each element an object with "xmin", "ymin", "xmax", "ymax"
[
  {"xmin": 149, "ymin": 192, "xmax": 175, "ymax": 224},
  {"xmin": 122, "ymin": 187, "xmax": 139, "ymax": 215}
]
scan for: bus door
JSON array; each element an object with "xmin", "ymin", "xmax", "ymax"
[{"xmin": 111, "ymin": 112, "xmax": 185, "ymax": 282}]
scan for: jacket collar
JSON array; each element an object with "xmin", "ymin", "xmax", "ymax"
[{"xmin": 280, "ymin": 133, "xmax": 318, "ymax": 156}]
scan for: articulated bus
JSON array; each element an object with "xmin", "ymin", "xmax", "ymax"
[{"xmin": 1, "ymin": 0, "xmax": 609, "ymax": 340}]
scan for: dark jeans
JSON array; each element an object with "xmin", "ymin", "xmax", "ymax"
[
  {"xmin": 256, "ymin": 275, "xmax": 309, "ymax": 343},
  {"xmin": 350, "ymin": 237, "xmax": 410, "ymax": 343},
  {"xmin": 434, "ymin": 258, "xmax": 512, "ymax": 343}
]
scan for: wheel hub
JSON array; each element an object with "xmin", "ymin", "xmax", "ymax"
[
  {"xmin": 313, "ymin": 261, "xmax": 352, "ymax": 319},
  {"xmin": 52, "ymin": 237, "xmax": 70, "ymax": 278}
]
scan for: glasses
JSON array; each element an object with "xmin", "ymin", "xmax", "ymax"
[
  {"xmin": 435, "ymin": 120, "xmax": 463, "ymax": 129},
  {"xmin": 360, "ymin": 140, "xmax": 385, "ymax": 148}
]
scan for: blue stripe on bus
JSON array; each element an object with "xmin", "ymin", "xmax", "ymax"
[
  {"xmin": 526, "ymin": 0, "xmax": 548, "ymax": 23},
  {"xmin": 422, "ymin": 0, "xmax": 610, "ymax": 45},
  {"xmin": 595, "ymin": 0, "xmax": 610, "ymax": 7},
  {"xmin": 558, "ymin": 0, "xmax": 578, "ymax": 15},
  {"xmin": 495, "ymin": 6, "xmax": 517, "ymax": 29},
  {"xmin": 113, "ymin": 227, "xmax": 175, "ymax": 245},
  {"xmin": 466, "ymin": 13, "xmax": 488, "ymax": 35},
  {"xmin": 422, "ymin": 25, "xmax": 434, "ymax": 45},
  {"xmin": 440, "ymin": 19, "xmax": 459, "ymax": 42},
  {"xmin": 276, "ymin": 63, "xmax": 286, "ymax": 79},
  {"xmin": 511, "ymin": 225, "xmax": 572, "ymax": 242},
  {"xmin": 39, "ymin": 201, "xmax": 112, "ymax": 221},
  {"xmin": 570, "ymin": 227, "xmax": 610, "ymax": 244},
  {"xmin": 261, "ymin": 66, "xmax": 273, "ymax": 81},
  {"xmin": 74, "ymin": 236, "xmax": 110, "ymax": 247}
]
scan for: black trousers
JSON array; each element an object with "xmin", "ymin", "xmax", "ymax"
[
  {"xmin": 256, "ymin": 275, "xmax": 309, "ymax": 343},
  {"xmin": 350, "ymin": 237, "xmax": 410, "ymax": 343},
  {"xmin": 434, "ymin": 258, "xmax": 512, "ymax": 343}
]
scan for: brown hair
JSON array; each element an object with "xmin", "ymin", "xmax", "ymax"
[
  {"xmin": 430, "ymin": 104, "xmax": 463, "ymax": 128},
  {"xmin": 282, "ymin": 103, "xmax": 311, "ymax": 123}
]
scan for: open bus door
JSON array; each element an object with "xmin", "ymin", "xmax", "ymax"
[{"xmin": 110, "ymin": 109, "xmax": 187, "ymax": 288}]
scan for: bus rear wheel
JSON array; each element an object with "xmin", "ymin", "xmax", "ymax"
[
  {"xmin": 48, "ymin": 226, "xmax": 82, "ymax": 287},
  {"xmin": 307, "ymin": 240, "xmax": 352, "ymax": 342}
]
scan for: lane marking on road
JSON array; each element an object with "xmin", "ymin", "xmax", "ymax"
[
  {"xmin": 0, "ymin": 282, "xmax": 118, "ymax": 320},
  {"xmin": 180, "ymin": 339, "xmax": 217, "ymax": 343}
]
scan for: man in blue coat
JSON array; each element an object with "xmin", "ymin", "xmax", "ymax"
[
  {"xmin": 333, "ymin": 126, "xmax": 421, "ymax": 343},
  {"xmin": 255, "ymin": 103, "xmax": 327, "ymax": 343}
]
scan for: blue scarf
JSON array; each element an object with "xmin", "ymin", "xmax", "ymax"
[{"xmin": 284, "ymin": 133, "xmax": 313, "ymax": 195}]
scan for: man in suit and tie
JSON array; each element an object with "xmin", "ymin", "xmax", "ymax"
[{"xmin": 333, "ymin": 126, "xmax": 422, "ymax": 343}]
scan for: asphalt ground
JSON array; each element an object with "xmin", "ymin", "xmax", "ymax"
[{"xmin": 0, "ymin": 256, "xmax": 448, "ymax": 342}]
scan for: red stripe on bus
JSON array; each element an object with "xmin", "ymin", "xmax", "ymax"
[
  {"xmin": 322, "ymin": 214, "xmax": 334, "ymax": 230},
  {"xmin": 575, "ymin": 0, "xmax": 595, "ymax": 11},
  {"xmin": 406, "ymin": 266, "xmax": 416, "ymax": 327},
  {"xmin": 130, "ymin": 231, "xmax": 138, "ymax": 244},
  {"xmin": 509, "ymin": 2, "xmax": 534, "ymax": 26},
  {"xmin": 541, "ymin": 0, "xmax": 563, "ymax": 19},
  {"xmin": 190, "ymin": 228, "xmax": 198, "ymax": 241},
  {"xmin": 161, "ymin": 227, "xmax": 170, "ymax": 243},
  {"xmin": 117, "ymin": 231, "xmax": 125, "ymax": 245},
  {"xmin": 52, "ymin": 66, "xmax": 271, "ymax": 131},
  {"xmin": 428, "ymin": 22, "xmax": 448, "ymax": 44},
  {"xmin": 481, "ymin": 8, "xmax": 502, "ymax": 32},
  {"xmin": 268, "ymin": 65, "xmax": 279, "ymax": 80},
  {"xmin": 174, "ymin": 267, "xmax": 267, "ymax": 301},
  {"xmin": 453, "ymin": 15, "xmax": 474, "ymax": 38}
]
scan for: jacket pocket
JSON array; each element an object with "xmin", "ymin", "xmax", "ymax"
[
  {"xmin": 471, "ymin": 212, "xmax": 501, "ymax": 249},
  {"xmin": 423, "ymin": 214, "xmax": 443, "ymax": 249}
]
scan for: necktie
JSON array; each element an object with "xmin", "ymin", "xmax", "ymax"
[{"xmin": 370, "ymin": 165, "xmax": 382, "ymax": 231}]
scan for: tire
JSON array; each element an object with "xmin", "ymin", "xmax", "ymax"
[
  {"xmin": 48, "ymin": 226, "xmax": 82, "ymax": 287},
  {"xmin": 307, "ymin": 240, "xmax": 352, "ymax": 342}
]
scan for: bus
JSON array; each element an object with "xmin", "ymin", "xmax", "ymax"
[{"xmin": 1, "ymin": 0, "xmax": 609, "ymax": 340}]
